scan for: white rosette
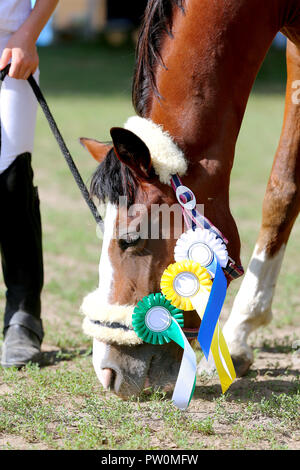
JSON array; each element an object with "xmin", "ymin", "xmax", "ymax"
[{"xmin": 174, "ymin": 228, "xmax": 228, "ymax": 270}]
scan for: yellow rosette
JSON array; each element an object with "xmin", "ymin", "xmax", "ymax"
[{"xmin": 160, "ymin": 260, "xmax": 212, "ymax": 311}]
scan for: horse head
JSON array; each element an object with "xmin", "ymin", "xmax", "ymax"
[{"xmin": 80, "ymin": 118, "xmax": 205, "ymax": 398}]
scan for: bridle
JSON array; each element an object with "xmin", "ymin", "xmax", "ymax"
[
  {"xmin": 1, "ymin": 66, "xmax": 243, "ymax": 407},
  {"xmin": 132, "ymin": 175, "xmax": 241, "ymax": 408},
  {"xmin": 170, "ymin": 174, "xmax": 244, "ymax": 281},
  {"xmin": 168, "ymin": 174, "xmax": 244, "ymax": 342}
]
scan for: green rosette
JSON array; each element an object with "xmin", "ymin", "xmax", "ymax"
[{"xmin": 132, "ymin": 293, "xmax": 184, "ymax": 345}]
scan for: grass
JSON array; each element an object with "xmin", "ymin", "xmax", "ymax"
[
  {"xmin": 0, "ymin": 42, "xmax": 299, "ymax": 450},
  {"xmin": 1, "ymin": 362, "xmax": 298, "ymax": 450}
]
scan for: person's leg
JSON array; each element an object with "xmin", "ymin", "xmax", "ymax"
[
  {"xmin": 0, "ymin": 68, "xmax": 39, "ymax": 172},
  {"xmin": 0, "ymin": 153, "xmax": 44, "ymax": 367},
  {"xmin": 0, "ymin": 32, "xmax": 44, "ymax": 367}
]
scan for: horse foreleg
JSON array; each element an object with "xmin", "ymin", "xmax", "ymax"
[{"xmin": 223, "ymin": 39, "xmax": 300, "ymax": 376}]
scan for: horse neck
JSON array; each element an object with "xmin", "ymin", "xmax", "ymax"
[{"xmin": 146, "ymin": 0, "xmax": 283, "ymax": 193}]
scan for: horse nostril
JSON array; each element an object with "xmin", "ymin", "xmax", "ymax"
[{"xmin": 100, "ymin": 368, "xmax": 116, "ymax": 389}]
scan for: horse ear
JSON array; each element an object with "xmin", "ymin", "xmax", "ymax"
[
  {"xmin": 80, "ymin": 137, "xmax": 112, "ymax": 163},
  {"xmin": 110, "ymin": 127, "xmax": 153, "ymax": 180}
]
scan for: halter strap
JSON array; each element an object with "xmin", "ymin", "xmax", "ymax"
[
  {"xmin": 88, "ymin": 319, "xmax": 199, "ymax": 341},
  {"xmin": 170, "ymin": 174, "xmax": 244, "ymax": 281}
]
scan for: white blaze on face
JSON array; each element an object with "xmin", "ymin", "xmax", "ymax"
[
  {"xmin": 93, "ymin": 203, "xmax": 117, "ymax": 388},
  {"xmin": 223, "ymin": 243, "xmax": 286, "ymax": 347},
  {"xmin": 98, "ymin": 202, "xmax": 117, "ymax": 302}
]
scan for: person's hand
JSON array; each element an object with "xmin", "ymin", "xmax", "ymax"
[{"xmin": 0, "ymin": 29, "xmax": 39, "ymax": 79}]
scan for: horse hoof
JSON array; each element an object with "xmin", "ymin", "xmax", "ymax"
[
  {"xmin": 197, "ymin": 343, "xmax": 254, "ymax": 378},
  {"xmin": 229, "ymin": 342, "xmax": 254, "ymax": 377},
  {"xmin": 197, "ymin": 353, "xmax": 216, "ymax": 376}
]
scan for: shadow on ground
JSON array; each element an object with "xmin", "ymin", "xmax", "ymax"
[{"xmin": 39, "ymin": 347, "xmax": 91, "ymax": 367}]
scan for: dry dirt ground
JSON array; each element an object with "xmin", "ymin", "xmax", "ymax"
[{"xmin": 0, "ymin": 322, "xmax": 299, "ymax": 451}]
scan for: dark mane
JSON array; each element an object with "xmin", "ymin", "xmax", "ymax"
[
  {"xmin": 132, "ymin": 0, "xmax": 185, "ymax": 116},
  {"xmin": 90, "ymin": 148, "xmax": 138, "ymax": 207},
  {"xmin": 91, "ymin": 2, "xmax": 185, "ymax": 207}
]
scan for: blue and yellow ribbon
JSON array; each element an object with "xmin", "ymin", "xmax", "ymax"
[{"xmin": 161, "ymin": 258, "xmax": 236, "ymax": 394}]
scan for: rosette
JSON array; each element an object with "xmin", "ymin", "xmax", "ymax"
[
  {"xmin": 132, "ymin": 293, "xmax": 196, "ymax": 410},
  {"xmin": 174, "ymin": 228, "xmax": 228, "ymax": 270},
  {"xmin": 160, "ymin": 260, "xmax": 212, "ymax": 311},
  {"xmin": 132, "ymin": 293, "xmax": 184, "ymax": 345}
]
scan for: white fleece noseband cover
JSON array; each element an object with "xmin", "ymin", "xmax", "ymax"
[{"xmin": 81, "ymin": 289, "xmax": 143, "ymax": 346}]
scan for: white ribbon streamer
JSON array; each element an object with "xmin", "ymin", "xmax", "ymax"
[{"xmin": 171, "ymin": 318, "xmax": 197, "ymax": 410}]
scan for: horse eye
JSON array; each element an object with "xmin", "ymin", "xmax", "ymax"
[{"xmin": 118, "ymin": 233, "xmax": 141, "ymax": 250}]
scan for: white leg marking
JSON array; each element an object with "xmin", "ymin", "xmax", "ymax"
[{"xmin": 223, "ymin": 243, "xmax": 286, "ymax": 348}]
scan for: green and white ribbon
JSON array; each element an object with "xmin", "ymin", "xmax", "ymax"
[{"xmin": 132, "ymin": 293, "xmax": 196, "ymax": 410}]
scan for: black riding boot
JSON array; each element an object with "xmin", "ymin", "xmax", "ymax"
[{"xmin": 0, "ymin": 153, "xmax": 44, "ymax": 367}]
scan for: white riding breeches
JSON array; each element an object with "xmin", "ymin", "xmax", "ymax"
[{"xmin": 0, "ymin": 31, "xmax": 39, "ymax": 174}]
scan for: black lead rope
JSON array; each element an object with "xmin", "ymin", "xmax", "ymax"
[{"xmin": 0, "ymin": 64, "xmax": 104, "ymax": 232}]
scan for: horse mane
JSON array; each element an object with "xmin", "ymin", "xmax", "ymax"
[
  {"xmin": 132, "ymin": 0, "xmax": 185, "ymax": 117},
  {"xmin": 91, "ymin": 1, "xmax": 185, "ymax": 207}
]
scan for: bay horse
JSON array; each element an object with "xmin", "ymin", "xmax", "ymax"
[{"xmin": 81, "ymin": 0, "xmax": 300, "ymax": 398}]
